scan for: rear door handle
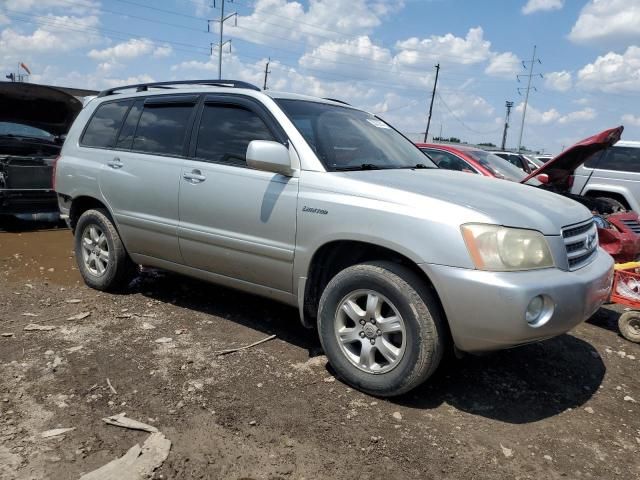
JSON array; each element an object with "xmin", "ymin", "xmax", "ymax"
[
  {"xmin": 183, "ymin": 169, "xmax": 206, "ymax": 183},
  {"xmin": 107, "ymin": 157, "xmax": 123, "ymax": 169}
]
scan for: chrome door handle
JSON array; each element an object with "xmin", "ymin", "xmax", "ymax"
[
  {"xmin": 107, "ymin": 157, "xmax": 123, "ymax": 169},
  {"xmin": 183, "ymin": 169, "xmax": 206, "ymax": 183}
]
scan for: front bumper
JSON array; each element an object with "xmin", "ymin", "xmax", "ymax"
[{"xmin": 421, "ymin": 249, "xmax": 614, "ymax": 352}]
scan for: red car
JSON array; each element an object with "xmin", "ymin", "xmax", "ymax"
[{"xmin": 417, "ymin": 128, "xmax": 640, "ymax": 263}]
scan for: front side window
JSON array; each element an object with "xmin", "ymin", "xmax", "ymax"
[
  {"xmin": 81, "ymin": 100, "xmax": 132, "ymax": 148},
  {"xmin": 132, "ymin": 102, "xmax": 194, "ymax": 156},
  {"xmin": 276, "ymin": 99, "xmax": 436, "ymax": 171},
  {"xmin": 195, "ymin": 103, "xmax": 275, "ymax": 165}
]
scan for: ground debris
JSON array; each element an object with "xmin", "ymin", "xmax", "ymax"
[
  {"xmin": 41, "ymin": 427, "xmax": 75, "ymax": 438},
  {"xmin": 65, "ymin": 299, "xmax": 82, "ymax": 303},
  {"xmin": 78, "ymin": 432, "xmax": 171, "ymax": 480},
  {"xmin": 21, "ymin": 312, "xmax": 39, "ymax": 317},
  {"xmin": 67, "ymin": 312, "xmax": 91, "ymax": 321},
  {"xmin": 214, "ymin": 334, "xmax": 276, "ymax": 356},
  {"xmin": 1, "ymin": 332, "xmax": 14, "ymax": 337},
  {"xmin": 500, "ymin": 444, "xmax": 513, "ymax": 458},
  {"xmin": 102, "ymin": 413, "xmax": 159, "ymax": 433},
  {"xmin": 24, "ymin": 323, "xmax": 56, "ymax": 331},
  {"xmin": 107, "ymin": 378, "xmax": 118, "ymax": 395},
  {"xmin": 154, "ymin": 337, "xmax": 172, "ymax": 344},
  {"xmin": 623, "ymin": 395, "xmax": 637, "ymax": 403}
]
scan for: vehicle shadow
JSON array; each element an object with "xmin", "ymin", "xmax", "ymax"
[
  {"xmin": 128, "ymin": 269, "xmax": 605, "ymax": 424},
  {"xmin": 392, "ymin": 334, "xmax": 605, "ymax": 424},
  {"xmin": 130, "ymin": 268, "xmax": 321, "ymax": 354},
  {"xmin": 586, "ymin": 304, "xmax": 623, "ymax": 336},
  {"xmin": 0, "ymin": 214, "xmax": 67, "ymax": 233}
]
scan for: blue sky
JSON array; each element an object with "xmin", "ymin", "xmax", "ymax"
[{"xmin": 1, "ymin": 0, "xmax": 639, "ymax": 152}]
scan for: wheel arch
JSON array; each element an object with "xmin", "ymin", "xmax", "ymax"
[
  {"xmin": 583, "ymin": 189, "xmax": 632, "ymax": 210},
  {"xmin": 301, "ymin": 240, "xmax": 448, "ymax": 334},
  {"xmin": 68, "ymin": 195, "xmax": 113, "ymax": 231}
]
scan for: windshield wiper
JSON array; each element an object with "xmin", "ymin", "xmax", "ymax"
[{"xmin": 334, "ymin": 163, "xmax": 384, "ymax": 171}]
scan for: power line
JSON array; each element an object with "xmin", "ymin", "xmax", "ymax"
[
  {"xmin": 208, "ymin": 0, "xmax": 237, "ymax": 79},
  {"xmin": 437, "ymin": 92, "xmax": 502, "ymax": 135}
]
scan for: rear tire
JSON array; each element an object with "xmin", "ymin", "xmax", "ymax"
[
  {"xmin": 74, "ymin": 208, "xmax": 136, "ymax": 291},
  {"xmin": 618, "ymin": 311, "xmax": 640, "ymax": 343},
  {"xmin": 318, "ymin": 261, "xmax": 445, "ymax": 397}
]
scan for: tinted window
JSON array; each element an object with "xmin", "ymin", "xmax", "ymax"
[
  {"xmin": 115, "ymin": 101, "xmax": 143, "ymax": 150},
  {"xmin": 586, "ymin": 147, "xmax": 640, "ymax": 172},
  {"xmin": 465, "ymin": 149, "xmax": 530, "ymax": 182},
  {"xmin": 81, "ymin": 100, "xmax": 131, "ymax": 148},
  {"xmin": 421, "ymin": 148, "xmax": 477, "ymax": 173},
  {"xmin": 132, "ymin": 103, "xmax": 194, "ymax": 156},
  {"xmin": 195, "ymin": 104, "xmax": 275, "ymax": 165}
]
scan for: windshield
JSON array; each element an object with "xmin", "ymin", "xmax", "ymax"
[
  {"xmin": 275, "ymin": 99, "xmax": 436, "ymax": 171},
  {"xmin": 0, "ymin": 122, "xmax": 54, "ymax": 140},
  {"xmin": 464, "ymin": 149, "xmax": 529, "ymax": 182}
]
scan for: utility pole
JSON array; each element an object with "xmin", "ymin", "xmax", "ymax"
[
  {"xmin": 501, "ymin": 101, "xmax": 514, "ymax": 150},
  {"xmin": 263, "ymin": 57, "xmax": 271, "ymax": 90},
  {"xmin": 208, "ymin": 0, "xmax": 237, "ymax": 80},
  {"xmin": 423, "ymin": 63, "xmax": 440, "ymax": 143},
  {"xmin": 517, "ymin": 45, "xmax": 542, "ymax": 152}
]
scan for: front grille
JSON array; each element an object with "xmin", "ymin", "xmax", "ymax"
[
  {"xmin": 562, "ymin": 219, "xmax": 598, "ymax": 270},
  {"xmin": 621, "ymin": 218, "xmax": 640, "ymax": 234}
]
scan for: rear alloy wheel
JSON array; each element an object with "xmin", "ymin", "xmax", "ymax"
[
  {"xmin": 74, "ymin": 208, "xmax": 136, "ymax": 291},
  {"xmin": 318, "ymin": 261, "xmax": 445, "ymax": 397},
  {"xmin": 618, "ymin": 311, "xmax": 640, "ymax": 343}
]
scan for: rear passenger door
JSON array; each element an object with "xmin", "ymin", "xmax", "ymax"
[
  {"xmin": 98, "ymin": 94, "xmax": 198, "ymax": 264},
  {"xmin": 178, "ymin": 95, "xmax": 298, "ymax": 293}
]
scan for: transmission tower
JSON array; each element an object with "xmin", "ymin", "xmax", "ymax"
[
  {"xmin": 516, "ymin": 45, "xmax": 543, "ymax": 152},
  {"xmin": 208, "ymin": 0, "xmax": 237, "ymax": 80}
]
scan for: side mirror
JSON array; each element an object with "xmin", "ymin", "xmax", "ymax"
[
  {"xmin": 246, "ymin": 140, "xmax": 294, "ymax": 177},
  {"xmin": 536, "ymin": 173, "xmax": 549, "ymax": 184}
]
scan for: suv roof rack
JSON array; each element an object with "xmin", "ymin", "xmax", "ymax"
[
  {"xmin": 97, "ymin": 79, "xmax": 261, "ymax": 97},
  {"xmin": 323, "ymin": 97, "xmax": 351, "ymax": 106}
]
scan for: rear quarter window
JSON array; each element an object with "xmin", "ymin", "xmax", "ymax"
[
  {"xmin": 585, "ymin": 147, "xmax": 640, "ymax": 173},
  {"xmin": 80, "ymin": 100, "xmax": 132, "ymax": 148}
]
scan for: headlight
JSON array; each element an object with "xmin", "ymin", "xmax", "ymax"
[{"xmin": 461, "ymin": 224, "xmax": 554, "ymax": 271}]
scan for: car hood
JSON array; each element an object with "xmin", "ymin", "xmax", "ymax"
[
  {"xmin": 521, "ymin": 126, "xmax": 624, "ymax": 185},
  {"xmin": 326, "ymin": 169, "xmax": 591, "ymax": 235},
  {"xmin": 0, "ymin": 82, "xmax": 84, "ymax": 136}
]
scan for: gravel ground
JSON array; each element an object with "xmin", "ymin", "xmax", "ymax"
[{"xmin": 0, "ymin": 221, "xmax": 639, "ymax": 480}]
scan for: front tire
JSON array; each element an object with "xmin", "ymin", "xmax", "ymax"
[
  {"xmin": 74, "ymin": 208, "xmax": 136, "ymax": 291},
  {"xmin": 318, "ymin": 261, "xmax": 445, "ymax": 397}
]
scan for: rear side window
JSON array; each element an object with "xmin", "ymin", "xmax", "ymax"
[
  {"xmin": 585, "ymin": 147, "xmax": 640, "ymax": 172},
  {"xmin": 132, "ymin": 102, "xmax": 195, "ymax": 156},
  {"xmin": 115, "ymin": 101, "xmax": 143, "ymax": 150},
  {"xmin": 81, "ymin": 100, "xmax": 131, "ymax": 148},
  {"xmin": 422, "ymin": 149, "xmax": 478, "ymax": 173},
  {"xmin": 195, "ymin": 104, "xmax": 275, "ymax": 165}
]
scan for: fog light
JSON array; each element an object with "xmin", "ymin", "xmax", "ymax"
[{"xmin": 526, "ymin": 295, "xmax": 545, "ymax": 325}]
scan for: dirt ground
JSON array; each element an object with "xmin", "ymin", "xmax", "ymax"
[{"xmin": 0, "ymin": 218, "xmax": 639, "ymax": 480}]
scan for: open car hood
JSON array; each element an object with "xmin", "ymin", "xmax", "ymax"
[
  {"xmin": 521, "ymin": 126, "xmax": 624, "ymax": 185},
  {"xmin": 0, "ymin": 82, "xmax": 85, "ymax": 136}
]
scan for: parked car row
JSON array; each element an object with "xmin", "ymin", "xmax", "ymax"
[{"xmin": 47, "ymin": 78, "xmax": 621, "ymax": 396}]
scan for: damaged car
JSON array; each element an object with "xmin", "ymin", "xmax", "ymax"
[
  {"xmin": 418, "ymin": 126, "xmax": 640, "ymax": 263},
  {"xmin": 0, "ymin": 82, "xmax": 92, "ymax": 218}
]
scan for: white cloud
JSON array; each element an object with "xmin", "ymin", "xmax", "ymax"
[
  {"xmin": 544, "ymin": 70, "xmax": 572, "ymax": 91},
  {"xmin": 485, "ymin": 52, "xmax": 521, "ymax": 78},
  {"xmin": 558, "ymin": 107, "xmax": 596, "ymax": 124},
  {"xmin": 577, "ymin": 46, "xmax": 640, "ymax": 92},
  {"xmin": 516, "ymin": 102, "xmax": 561, "ymax": 125},
  {"xmin": 395, "ymin": 27, "xmax": 491, "ymax": 68},
  {"xmin": 569, "ymin": 0, "xmax": 640, "ymax": 45},
  {"xmin": 0, "ymin": 15, "xmax": 99, "ymax": 57},
  {"xmin": 226, "ymin": 0, "xmax": 389, "ymax": 47},
  {"xmin": 622, "ymin": 114, "xmax": 640, "ymax": 127},
  {"xmin": 88, "ymin": 38, "xmax": 172, "ymax": 62},
  {"xmin": 522, "ymin": 0, "xmax": 564, "ymax": 14}
]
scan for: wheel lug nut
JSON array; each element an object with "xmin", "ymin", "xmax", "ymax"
[
  {"xmin": 370, "ymin": 339, "xmax": 375, "ymax": 345},
  {"xmin": 359, "ymin": 331, "xmax": 365, "ymax": 338},
  {"xmin": 370, "ymin": 318, "xmax": 376, "ymax": 324},
  {"xmin": 377, "ymin": 330, "xmax": 381, "ymax": 336},
  {"xmin": 359, "ymin": 319, "xmax": 366, "ymax": 325}
]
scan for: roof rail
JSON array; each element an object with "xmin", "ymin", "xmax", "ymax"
[
  {"xmin": 323, "ymin": 97, "xmax": 351, "ymax": 106},
  {"xmin": 97, "ymin": 79, "xmax": 261, "ymax": 97}
]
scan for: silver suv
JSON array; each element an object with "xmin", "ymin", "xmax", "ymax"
[
  {"xmin": 55, "ymin": 80, "xmax": 614, "ymax": 396},
  {"xmin": 572, "ymin": 140, "xmax": 640, "ymax": 212}
]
